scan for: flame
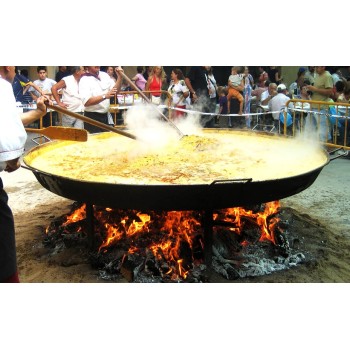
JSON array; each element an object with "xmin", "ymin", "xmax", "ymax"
[
  {"xmin": 219, "ymin": 201, "xmax": 280, "ymax": 244},
  {"xmin": 62, "ymin": 203, "xmax": 86, "ymax": 226},
  {"xmin": 57, "ymin": 201, "xmax": 281, "ymax": 280}
]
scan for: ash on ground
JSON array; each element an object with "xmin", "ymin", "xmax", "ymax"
[{"xmin": 41, "ymin": 205, "xmax": 328, "ymax": 283}]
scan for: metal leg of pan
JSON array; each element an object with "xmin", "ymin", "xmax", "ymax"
[
  {"xmin": 202, "ymin": 209, "xmax": 213, "ymax": 267},
  {"xmin": 85, "ymin": 203, "xmax": 95, "ymax": 249}
]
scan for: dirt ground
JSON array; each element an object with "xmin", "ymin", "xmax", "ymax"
[{"xmin": 2, "ymin": 149, "xmax": 350, "ymax": 284}]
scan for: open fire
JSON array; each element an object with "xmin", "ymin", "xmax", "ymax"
[{"xmin": 44, "ymin": 201, "xmax": 305, "ymax": 282}]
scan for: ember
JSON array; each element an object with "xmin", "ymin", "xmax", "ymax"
[{"xmin": 44, "ymin": 201, "xmax": 306, "ymax": 282}]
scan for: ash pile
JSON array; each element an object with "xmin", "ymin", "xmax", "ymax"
[{"xmin": 42, "ymin": 202, "xmax": 316, "ymax": 283}]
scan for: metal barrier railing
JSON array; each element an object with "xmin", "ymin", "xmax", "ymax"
[
  {"xmin": 281, "ymin": 99, "xmax": 350, "ymax": 150},
  {"xmin": 110, "ymin": 90, "xmax": 173, "ymax": 125}
]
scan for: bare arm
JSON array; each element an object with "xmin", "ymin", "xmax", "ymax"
[
  {"xmin": 85, "ymin": 67, "xmax": 124, "ymax": 107},
  {"xmin": 51, "ymin": 80, "xmax": 67, "ymax": 108},
  {"xmin": 306, "ymin": 85, "xmax": 334, "ymax": 97},
  {"xmin": 184, "ymin": 77, "xmax": 198, "ymax": 102},
  {"xmin": 21, "ymin": 96, "xmax": 48, "ymax": 126}
]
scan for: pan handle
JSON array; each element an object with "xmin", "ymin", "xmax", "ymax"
[
  {"xmin": 20, "ymin": 164, "xmax": 38, "ymax": 172},
  {"xmin": 210, "ymin": 178, "xmax": 253, "ymax": 185},
  {"xmin": 328, "ymin": 148, "xmax": 349, "ymax": 161}
]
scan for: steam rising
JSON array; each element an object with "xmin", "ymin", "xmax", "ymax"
[{"xmin": 124, "ymin": 104, "xmax": 203, "ymax": 149}]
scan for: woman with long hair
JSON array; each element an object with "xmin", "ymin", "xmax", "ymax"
[
  {"xmin": 168, "ymin": 68, "xmax": 190, "ymax": 121},
  {"xmin": 145, "ymin": 66, "xmax": 166, "ymax": 105}
]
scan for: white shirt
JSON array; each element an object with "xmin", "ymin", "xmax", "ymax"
[
  {"xmin": 260, "ymin": 90, "xmax": 270, "ymax": 103},
  {"xmin": 29, "ymin": 77, "xmax": 56, "ymax": 97},
  {"xmin": 228, "ymin": 74, "xmax": 243, "ymax": 87},
  {"xmin": 168, "ymin": 80, "xmax": 189, "ymax": 106},
  {"xmin": 0, "ymin": 77, "xmax": 27, "ymax": 171},
  {"xmin": 207, "ymin": 73, "xmax": 217, "ymax": 99},
  {"xmin": 79, "ymin": 71, "xmax": 115, "ymax": 113},
  {"xmin": 268, "ymin": 93, "xmax": 291, "ymax": 120},
  {"xmin": 61, "ymin": 75, "xmax": 84, "ymax": 112}
]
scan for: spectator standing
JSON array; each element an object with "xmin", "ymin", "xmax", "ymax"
[
  {"xmin": 106, "ymin": 66, "xmax": 117, "ymax": 83},
  {"xmin": 227, "ymin": 66, "xmax": 244, "ymax": 115},
  {"xmin": 131, "ymin": 66, "xmax": 147, "ymax": 91},
  {"xmin": 243, "ymin": 66, "xmax": 254, "ymax": 128},
  {"xmin": 268, "ymin": 83, "xmax": 290, "ymax": 132},
  {"xmin": 288, "ymin": 67, "xmax": 306, "ymax": 98},
  {"xmin": 257, "ymin": 66, "xmax": 269, "ymax": 88},
  {"xmin": 304, "ymin": 66, "xmax": 316, "ymax": 85},
  {"xmin": 206, "ymin": 66, "xmax": 218, "ymax": 117},
  {"xmin": 0, "ymin": 66, "xmax": 48, "ymax": 283},
  {"xmin": 28, "ymin": 66, "xmax": 57, "ymax": 127},
  {"xmin": 217, "ymin": 86, "xmax": 229, "ymax": 127},
  {"xmin": 267, "ymin": 66, "xmax": 283, "ymax": 85},
  {"xmin": 145, "ymin": 66, "xmax": 166, "ymax": 105},
  {"xmin": 79, "ymin": 66, "xmax": 123, "ymax": 133},
  {"xmin": 306, "ymin": 66, "xmax": 334, "ymax": 142},
  {"xmin": 167, "ymin": 68, "xmax": 190, "ymax": 121},
  {"xmin": 185, "ymin": 66, "xmax": 213, "ymax": 127},
  {"xmin": 12, "ymin": 67, "xmax": 42, "ymax": 105},
  {"xmin": 55, "ymin": 66, "xmax": 69, "ymax": 82},
  {"xmin": 51, "ymin": 66, "xmax": 85, "ymax": 129}
]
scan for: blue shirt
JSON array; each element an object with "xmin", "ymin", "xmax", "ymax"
[{"xmin": 12, "ymin": 74, "xmax": 31, "ymax": 104}]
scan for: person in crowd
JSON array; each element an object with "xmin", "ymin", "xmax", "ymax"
[
  {"xmin": 334, "ymin": 80, "xmax": 346, "ymax": 102},
  {"xmin": 267, "ymin": 66, "xmax": 283, "ymax": 85},
  {"xmin": 293, "ymin": 81, "xmax": 312, "ymax": 131},
  {"xmin": 28, "ymin": 66, "xmax": 57, "ymax": 127},
  {"xmin": 251, "ymin": 79, "xmax": 269, "ymax": 103},
  {"xmin": 0, "ymin": 66, "xmax": 48, "ymax": 283},
  {"xmin": 55, "ymin": 66, "xmax": 70, "ymax": 82},
  {"xmin": 12, "ymin": 67, "xmax": 42, "ymax": 105},
  {"xmin": 257, "ymin": 66, "xmax": 269, "ymax": 88},
  {"xmin": 328, "ymin": 66, "xmax": 345, "ymax": 86},
  {"xmin": 306, "ymin": 66, "xmax": 334, "ymax": 142},
  {"xmin": 268, "ymin": 83, "xmax": 291, "ymax": 132},
  {"xmin": 168, "ymin": 68, "xmax": 190, "ymax": 121},
  {"xmin": 145, "ymin": 66, "xmax": 166, "ymax": 105},
  {"xmin": 79, "ymin": 66, "xmax": 123, "ymax": 133},
  {"xmin": 260, "ymin": 82, "xmax": 277, "ymax": 105},
  {"xmin": 227, "ymin": 66, "xmax": 244, "ymax": 116},
  {"xmin": 106, "ymin": 66, "xmax": 117, "ymax": 83},
  {"xmin": 288, "ymin": 67, "xmax": 306, "ymax": 98},
  {"xmin": 243, "ymin": 66, "xmax": 254, "ymax": 128},
  {"xmin": 131, "ymin": 66, "xmax": 147, "ymax": 91},
  {"xmin": 217, "ymin": 86, "xmax": 229, "ymax": 127},
  {"xmin": 185, "ymin": 66, "xmax": 213, "ymax": 127},
  {"xmin": 304, "ymin": 66, "xmax": 316, "ymax": 85},
  {"xmin": 51, "ymin": 66, "xmax": 85, "ymax": 129},
  {"xmin": 206, "ymin": 66, "xmax": 218, "ymax": 118},
  {"xmin": 143, "ymin": 66, "xmax": 152, "ymax": 81}
]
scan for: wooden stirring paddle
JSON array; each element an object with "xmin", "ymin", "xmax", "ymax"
[{"xmin": 25, "ymin": 126, "xmax": 88, "ymax": 142}]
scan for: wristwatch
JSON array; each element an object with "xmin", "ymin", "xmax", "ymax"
[{"xmin": 102, "ymin": 94, "xmax": 106, "ymax": 100}]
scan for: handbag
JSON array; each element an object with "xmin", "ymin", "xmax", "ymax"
[
  {"xmin": 151, "ymin": 95, "xmax": 161, "ymax": 105},
  {"xmin": 279, "ymin": 111, "xmax": 293, "ymax": 127}
]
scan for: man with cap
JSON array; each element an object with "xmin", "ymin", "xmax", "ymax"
[{"xmin": 268, "ymin": 83, "xmax": 291, "ymax": 132}]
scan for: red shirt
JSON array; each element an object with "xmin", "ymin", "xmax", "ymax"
[{"xmin": 149, "ymin": 76, "xmax": 162, "ymax": 96}]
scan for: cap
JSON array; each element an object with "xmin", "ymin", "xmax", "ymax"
[
  {"xmin": 298, "ymin": 67, "xmax": 306, "ymax": 74},
  {"xmin": 277, "ymin": 83, "xmax": 287, "ymax": 91}
]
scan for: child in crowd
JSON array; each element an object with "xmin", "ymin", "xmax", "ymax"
[
  {"xmin": 218, "ymin": 86, "xmax": 230, "ymax": 127},
  {"xmin": 227, "ymin": 66, "xmax": 244, "ymax": 115}
]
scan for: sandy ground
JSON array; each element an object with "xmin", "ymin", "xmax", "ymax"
[{"xmin": 1, "ymin": 136, "xmax": 350, "ymax": 283}]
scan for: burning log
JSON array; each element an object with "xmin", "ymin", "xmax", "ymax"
[
  {"xmin": 41, "ymin": 200, "xmax": 311, "ymax": 282},
  {"xmin": 120, "ymin": 253, "xmax": 144, "ymax": 282}
]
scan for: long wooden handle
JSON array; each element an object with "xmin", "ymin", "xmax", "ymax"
[
  {"xmin": 25, "ymin": 126, "xmax": 88, "ymax": 142},
  {"xmin": 45, "ymin": 102, "xmax": 137, "ymax": 140},
  {"xmin": 120, "ymin": 71, "xmax": 184, "ymax": 138}
]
